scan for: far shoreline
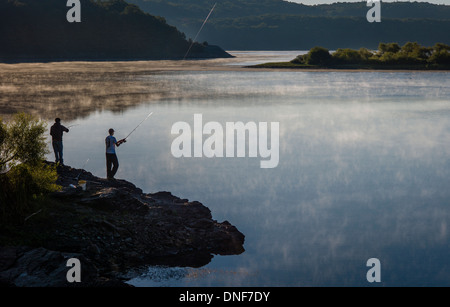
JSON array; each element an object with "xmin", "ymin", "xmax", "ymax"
[
  {"xmin": 246, "ymin": 62, "xmax": 450, "ymax": 72},
  {"xmin": 1, "ymin": 58, "xmax": 449, "ymax": 74},
  {"xmin": 258, "ymin": 43, "xmax": 450, "ymax": 72}
]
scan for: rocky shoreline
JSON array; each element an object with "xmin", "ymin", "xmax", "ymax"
[{"xmin": 0, "ymin": 163, "xmax": 245, "ymax": 287}]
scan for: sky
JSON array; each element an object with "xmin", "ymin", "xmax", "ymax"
[{"xmin": 290, "ymin": 0, "xmax": 449, "ymax": 5}]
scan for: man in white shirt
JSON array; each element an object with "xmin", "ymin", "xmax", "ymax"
[{"xmin": 105, "ymin": 128, "xmax": 126, "ymax": 180}]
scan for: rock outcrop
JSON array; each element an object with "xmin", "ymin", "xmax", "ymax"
[{"xmin": 0, "ymin": 163, "xmax": 244, "ymax": 286}]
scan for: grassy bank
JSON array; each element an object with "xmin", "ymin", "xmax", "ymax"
[
  {"xmin": 251, "ymin": 62, "xmax": 450, "ymax": 70},
  {"xmin": 250, "ymin": 42, "xmax": 450, "ymax": 70}
]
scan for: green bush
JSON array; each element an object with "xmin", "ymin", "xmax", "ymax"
[
  {"xmin": 428, "ymin": 43, "xmax": 450, "ymax": 65},
  {"xmin": 291, "ymin": 42, "xmax": 450, "ymax": 67},
  {"xmin": 332, "ymin": 48, "xmax": 365, "ymax": 64},
  {"xmin": 304, "ymin": 46, "xmax": 332, "ymax": 66},
  {"xmin": 290, "ymin": 54, "xmax": 307, "ymax": 64},
  {"xmin": 429, "ymin": 50, "xmax": 450, "ymax": 64},
  {"xmin": 0, "ymin": 113, "xmax": 60, "ymax": 224},
  {"xmin": 378, "ymin": 42, "xmax": 401, "ymax": 54},
  {"xmin": 358, "ymin": 48, "xmax": 375, "ymax": 62},
  {"xmin": 1, "ymin": 113, "xmax": 48, "ymax": 169},
  {"xmin": 0, "ymin": 163, "xmax": 60, "ymax": 224}
]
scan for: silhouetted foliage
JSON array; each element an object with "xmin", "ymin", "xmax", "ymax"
[
  {"xmin": 293, "ymin": 46, "xmax": 332, "ymax": 66},
  {"xmin": 0, "ymin": 0, "xmax": 227, "ymax": 61}
]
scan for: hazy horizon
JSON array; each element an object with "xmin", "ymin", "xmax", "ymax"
[{"xmin": 290, "ymin": 0, "xmax": 448, "ymax": 5}]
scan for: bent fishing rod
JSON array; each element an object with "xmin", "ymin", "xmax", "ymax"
[
  {"xmin": 183, "ymin": 3, "xmax": 217, "ymax": 60},
  {"xmin": 117, "ymin": 112, "xmax": 154, "ymax": 145}
]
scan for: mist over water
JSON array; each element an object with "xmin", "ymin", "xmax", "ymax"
[{"xmin": 2, "ymin": 52, "xmax": 450, "ymax": 286}]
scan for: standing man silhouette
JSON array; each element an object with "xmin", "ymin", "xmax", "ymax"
[
  {"xmin": 50, "ymin": 118, "xmax": 69, "ymax": 165},
  {"xmin": 105, "ymin": 128, "xmax": 126, "ymax": 180}
]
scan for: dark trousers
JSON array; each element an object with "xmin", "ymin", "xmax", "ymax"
[
  {"xmin": 52, "ymin": 141, "xmax": 64, "ymax": 164},
  {"xmin": 106, "ymin": 153, "xmax": 119, "ymax": 179}
]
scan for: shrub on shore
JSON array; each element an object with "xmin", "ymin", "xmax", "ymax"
[
  {"xmin": 290, "ymin": 42, "xmax": 450, "ymax": 67},
  {"xmin": 0, "ymin": 113, "xmax": 60, "ymax": 225}
]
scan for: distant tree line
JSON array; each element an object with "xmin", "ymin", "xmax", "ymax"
[
  {"xmin": 129, "ymin": 0, "xmax": 450, "ymax": 21},
  {"xmin": 129, "ymin": 0, "xmax": 450, "ymax": 50},
  {"xmin": 291, "ymin": 42, "xmax": 450, "ymax": 68}
]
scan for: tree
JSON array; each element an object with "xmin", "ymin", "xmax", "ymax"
[
  {"xmin": 358, "ymin": 48, "xmax": 375, "ymax": 62},
  {"xmin": 378, "ymin": 42, "xmax": 401, "ymax": 54},
  {"xmin": 332, "ymin": 48, "xmax": 364, "ymax": 64},
  {"xmin": 290, "ymin": 42, "xmax": 450, "ymax": 68},
  {"xmin": 0, "ymin": 113, "xmax": 59, "ymax": 224},
  {"xmin": 433, "ymin": 43, "xmax": 450, "ymax": 53},
  {"xmin": 0, "ymin": 113, "xmax": 48, "ymax": 169},
  {"xmin": 399, "ymin": 41, "xmax": 431, "ymax": 61},
  {"xmin": 304, "ymin": 46, "xmax": 332, "ymax": 66},
  {"xmin": 291, "ymin": 54, "xmax": 307, "ymax": 64},
  {"xmin": 429, "ymin": 43, "xmax": 450, "ymax": 65}
]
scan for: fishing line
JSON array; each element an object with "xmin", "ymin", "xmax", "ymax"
[
  {"xmin": 75, "ymin": 158, "xmax": 90, "ymax": 180},
  {"xmin": 124, "ymin": 112, "xmax": 154, "ymax": 140}
]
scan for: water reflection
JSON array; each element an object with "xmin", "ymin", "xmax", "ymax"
[
  {"xmin": 0, "ymin": 52, "xmax": 302, "ymax": 120},
  {"xmin": 0, "ymin": 69, "xmax": 178, "ymax": 121},
  {"xmin": 2, "ymin": 57, "xmax": 450, "ymax": 286}
]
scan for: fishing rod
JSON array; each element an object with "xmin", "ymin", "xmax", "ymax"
[
  {"xmin": 75, "ymin": 158, "xmax": 90, "ymax": 181},
  {"xmin": 121, "ymin": 112, "xmax": 154, "ymax": 142},
  {"xmin": 67, "ymin": 124, "xmax": 79, "ymax": 129},
  {"xmin": 183, "ymin": 3, "xmax": 217, "ymax": 60}
]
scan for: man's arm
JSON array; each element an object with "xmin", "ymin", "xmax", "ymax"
[
  {"xmin": 116, "ymin": 139, "xmax": 127, "ymax": 146},
  {"xmin": 62, "ymin": 125, "xmax": 69, "ymax": 133}
]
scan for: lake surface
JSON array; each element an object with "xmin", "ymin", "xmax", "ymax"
[{"xmin": 2, "ymin": 51, "xmax": 450, "ymax": 286}]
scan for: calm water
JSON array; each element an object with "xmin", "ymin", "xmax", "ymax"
[{"xmin": 26, "ymin": 52, "xmax": 450, "ymax": 286}]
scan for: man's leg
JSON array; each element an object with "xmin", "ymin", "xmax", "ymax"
[
  {"xmin": 110, "ymin": 154, "xmax": 119, "ymax": 178},
  {"xmin": 58, "ymin": 141, "xmax": 64, "ymax": 165},
  {"xmin": 52, "ymin": 141, "xmax": 60, "ymax": 163},
  {"xmin": 106, "ymin": 154, "xmax": 113, "ymax": 178}
]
